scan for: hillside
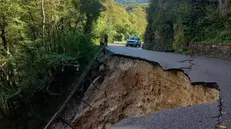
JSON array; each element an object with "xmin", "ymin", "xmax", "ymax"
[
  {"xmin": 144, "ymin": 0, "xmax": 231, "ymax": 52},
  {"xmin": 114, "ymin": 0, "xmax": 148, "ymax": 4},
  {"xmin": 93, "ymin": 1, "xmax": 147, "ymax": 42}
]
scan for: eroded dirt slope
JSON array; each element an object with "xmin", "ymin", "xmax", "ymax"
[{"xmin": 72, "ymin": 56, "xmax": 219, "ymax": 129}]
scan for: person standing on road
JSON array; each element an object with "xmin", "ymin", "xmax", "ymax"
[{"xmin": 104, "ymin": 34, "xmax": 108, "ymax": 47}]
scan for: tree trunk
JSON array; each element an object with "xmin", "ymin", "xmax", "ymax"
[
  {"xmin": 84, "ymin": 14, "xmax": 92, "ymax": 34},
  {"xmin": 29, "ymin": 12, "xmax": 37, "ymax": 40},
  {"xmin": 41, "ymin": 0, "xmax": 46, "ymax": 48},
  {"xmin": 0, "ymin": 16, "xmax": 9, "ymax": 54},
  {"xmin": 219, "ymin": 0, "xmax": 229, "ymax": 16},
  {"xmin": 1, "ymin": 25, "xmax": 7, "ymax": 51}
]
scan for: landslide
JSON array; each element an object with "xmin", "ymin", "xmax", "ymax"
[{"xmin": 72, "ymin": 56, "xmax": 219, "ymax": 129}]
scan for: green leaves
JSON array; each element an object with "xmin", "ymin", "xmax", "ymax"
[
  {"xmin": 145, "ymin": 0, "xmax": 230, "ymax": 51},
  {"xmin": 92, "ymin": 1, "xmax": 147, "ymax": 42},
  {"xmin": 115, "ymin": 0, "xmax": 148, "ymax": 4},
  {"xmin": 0, "ymin": 0, "xmax": 101, "ymax": 128}
]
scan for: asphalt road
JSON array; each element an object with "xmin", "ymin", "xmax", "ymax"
[{"xmin": 106, "ymin": 45, "xmax": 231, "ymax": 129}]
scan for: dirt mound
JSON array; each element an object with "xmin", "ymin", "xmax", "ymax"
[{"xmin": 72, "ymin": 56, "xmax": 219, "ymax": 129}]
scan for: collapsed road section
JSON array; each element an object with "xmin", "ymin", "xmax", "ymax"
[{"xmin": 66, "ymin": 55, "xmax": 219, "ymax": 129}]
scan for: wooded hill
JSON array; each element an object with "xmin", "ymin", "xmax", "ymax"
[
  {"xmin": 0, "ymin": 0, "xmax": 147, "ymax": 129},
  {"xmin": 144, "ymin": 0, "xmax": 231, "ymax": 52},
  {"xmin": 114, "ymin": 0, "xmax": 148, "ymax": 4},
  {"xmin": 96, "ymin": 1, "xmax": 147, "ymax": 42}
]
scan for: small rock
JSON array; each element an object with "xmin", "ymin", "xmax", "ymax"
[
  {"xmin": 219, "ymin": 125, "xmax": 227, "ymax": 129},
  {"xmin": 105, "ymin": 123, "xmax": 112, "ymax": 129},
  {"xmin": 99, "ymin": 64, "xmax": 105, "ymax": 72}
]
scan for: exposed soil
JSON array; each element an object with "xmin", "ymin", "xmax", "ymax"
[{"xmin": 71, "ymin": 56, "xmax": 219, "ymax": 129}]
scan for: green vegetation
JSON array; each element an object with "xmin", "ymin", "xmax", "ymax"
[
  {"xmin": 114, "ymin": 0, "xmax": 148, "ymax": 4},
  {"xmin": 0, "ymin": 0, "xmax": 147, "ymax": 128},
  {"xmin": 0, "ymin": 0, "xmax": 102, "ymax": 128},
  {"xmin": 144, "ymin": 0, "xmax": 231, "ymax": 52},
  {"xmin": 93, "ymin": 1, "xmax": 147, "ymax": 42},
  {"xmin": 3, "ymin": 0, "xmax": 230, "ymax": 128}
]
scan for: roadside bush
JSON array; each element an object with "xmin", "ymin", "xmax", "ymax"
[
  {"xmin": 0, "ymin": 30, "xmax": 96, "ymax": 129},
  {"xmin": 173, "ymin": 25, "xmax": 185, "ymax": 52},
  {"xmin": 145, "ymin": 0, "xmax": 231, "ymax": 51}
]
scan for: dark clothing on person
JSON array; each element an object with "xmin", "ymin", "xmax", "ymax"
[
  {"xmin": 100, "ymin": 41, "xmax": 104, "ymax": 46},
  {"xmin": 104, "ymin": 34, "xmax": 108, "ymax": 47}
]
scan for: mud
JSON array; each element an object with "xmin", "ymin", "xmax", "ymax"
[{"xmin": 72, "ymin": 56, "xmax": 219, "ymax": 129}]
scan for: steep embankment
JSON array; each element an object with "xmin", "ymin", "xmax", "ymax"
[{"xmin": 71, "ymin": 55, "xmax": 219, "ymax": 129}]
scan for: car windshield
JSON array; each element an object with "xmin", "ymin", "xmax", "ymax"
[{"xmin": 129, "ymin": 37, "xmax": 137, "ymax": 40}]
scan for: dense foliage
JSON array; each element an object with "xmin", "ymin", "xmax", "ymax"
[
  {"xmin": 0, "ymin": 0, "xmax": 102, "ymax": 129},
  {"xmin": 144, "ymin": 0, "xmax": 231, "ymax": 52},
  {"xmin": 93, "ymin": 1, "xmax": 147, "ymax": 42},
  {"xmin": 114, "ymin": 0, "xmax": 148, "ymax": 4},
  {"xmin": 0, "ymin": 0, "xmax": 147, "ymax": 128}
]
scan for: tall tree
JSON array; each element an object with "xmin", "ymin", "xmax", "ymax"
[
  {"xmin": 219, "ymin": 0, "xmax": 229, "ymax": 16},
  {"xmin": 0, "ymin": 0, "xmax": 103, "ymax": 128},
  {"xmin": 80, "ymin": 0, "xmax": 102, "ymax": 34},
  {"xmin": 41, "ymin": 0, "xmax": 46, "ymax": 47},
  {"xmin": 0, "ymin": 0, "xmax": 9, "ymax": 54}
]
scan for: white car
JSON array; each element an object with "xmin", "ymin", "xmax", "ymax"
[{"xmin": 126, "ymin": 37, "xmax": 141, "ymax": 47}]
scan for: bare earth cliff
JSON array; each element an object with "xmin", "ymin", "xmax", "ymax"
[{"xmin": 70, "ymin": 56, "xmax": 219, "ymax": 129}]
